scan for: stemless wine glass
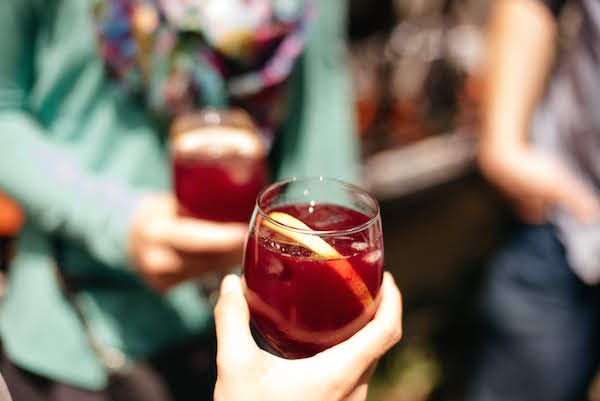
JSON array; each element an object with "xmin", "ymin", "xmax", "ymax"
[
  {"xmin": 170, "ymin": 108, "xmax": 268, "ymax": 223},
  {"xmin": 170, "ymin": 109, "xmax": 269, "ymax": 302},
  {"xmin": 242, "ymin": 177, "xmax": 384, "ymax": 358}
]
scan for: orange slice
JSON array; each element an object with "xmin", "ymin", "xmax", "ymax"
[{"xmin": 263, "ymin": 212, "xmax": 374, "ymax": 307}]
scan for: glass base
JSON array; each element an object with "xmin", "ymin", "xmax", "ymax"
[{"xmin": 250, "ymin": 321, "xmax": 283, "ymax": 358}]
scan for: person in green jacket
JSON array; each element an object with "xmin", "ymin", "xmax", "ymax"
[{"xmin": 0, "ymin": 0, "xmax": 368, "ymax": 400}]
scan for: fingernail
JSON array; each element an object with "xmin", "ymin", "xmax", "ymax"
[{"xmin": 221, "ymin": 275, "xmax": 241, "ymax": 294}]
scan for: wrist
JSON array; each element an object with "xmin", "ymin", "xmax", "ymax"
[{"xmin": 478, "ymin": 134, "xmax": 529, "ymax": 179}]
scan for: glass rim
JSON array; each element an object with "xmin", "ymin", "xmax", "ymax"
[{"xmin": 256, "ymin": 176, "xmax": 381, "ymax": 237}]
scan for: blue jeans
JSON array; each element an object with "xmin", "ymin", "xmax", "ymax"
[{"xmin": 468, "ymin": 225, "xmax": 600, "ymax": 401}]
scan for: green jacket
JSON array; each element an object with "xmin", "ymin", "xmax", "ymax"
[{"xmin": 0, "ymin": 0, "xmax": 357, "ymax": 390}]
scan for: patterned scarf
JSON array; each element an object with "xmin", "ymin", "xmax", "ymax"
[{"xmin": 93, "ymin": 0, "xmax": 316, "ymax": 140}]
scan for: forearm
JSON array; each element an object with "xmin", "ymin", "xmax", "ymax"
[
  {"xmin": 0, "ymin": 110, "xmax": 143, "ymax": 268},
  {"xmin": 0, "ymin": 0, "xmax": 143, "ymax": 269},
  {"xmin": 482, "ymin": 0, "xmax": 558, "ymax": 156}
]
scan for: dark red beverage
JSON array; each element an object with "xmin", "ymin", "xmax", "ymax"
[
  {"xmin": 170, "ymin": 110, "xmax": 268, "ymax": 223},
  {"xmin": 243, "ymin": 202, "xmax": 384, "ymax": 358},
  {"xmin": 173, "ymin": 156, "xmax": 267, "ymax": 222}
]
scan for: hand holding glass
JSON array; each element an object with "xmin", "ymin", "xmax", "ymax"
[{"xmin": 243, "ymin": 177, "xmax": 384, "ymax": 357}]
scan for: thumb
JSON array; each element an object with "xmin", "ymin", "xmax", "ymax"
[
  {"xmin": 547, "ymin": 166, "xmax": 600, "ymax": 223},
  {"xmin": 214, "ymin": 275, "xmax": 258, "ymax": 363}
]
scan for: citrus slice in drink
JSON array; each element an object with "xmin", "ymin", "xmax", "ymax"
[{"xmin": 263, "ymin": 212, "xmax": 374, "ymax": 307}]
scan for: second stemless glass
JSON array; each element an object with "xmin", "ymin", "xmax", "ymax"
[
  {"xmin": 170, "ymin": 108, "xmax": 268, "ymax": 223},
  {"xmin": 242, "ymin": 177, "xmax": 384, "ymax": 358}
]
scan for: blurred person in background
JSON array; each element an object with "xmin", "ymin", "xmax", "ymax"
[
  {"xmin": 471, "ymin": 0, "xmax": 600, "ymax": 400},
  {"xmin": 0, "ymin": 1, "xmax": 358, "ymax": 400}
]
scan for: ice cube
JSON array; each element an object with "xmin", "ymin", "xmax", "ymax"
[
  {"xmin": 351, "ymin": 242, "xmax": 369, "ymax": 251},
  {"xmin": 266, "ymin": 258, "xmax": 284, "ymax": 276},
  {"xmin": 363, "ymin": 250, "xmax": 382, "ymax": 264}
]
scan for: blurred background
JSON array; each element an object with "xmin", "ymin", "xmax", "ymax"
[
  {"xmin": 0, "ymin": 0, "xmax": 597, "ymax": 400},
  {"xmin": 349, "ymin": 0, "xmax": 595, "ymax": 400}
]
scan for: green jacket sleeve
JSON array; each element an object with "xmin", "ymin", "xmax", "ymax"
[
  {"xmin": 0, "ymin": 0, "xmax": 140, "ymax": 269},
  {"xmin": 275, "ymin": 0, "xmax": 359, "ymax": 183}
]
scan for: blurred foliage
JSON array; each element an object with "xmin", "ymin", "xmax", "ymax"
[{"xmin": 368, "ymin": 343, "xmax": 442, "ymax": 401}]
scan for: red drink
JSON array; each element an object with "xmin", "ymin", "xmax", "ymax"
[
  {"xmin": 173, "ymin": 155, "xmax": 267, "ymax": 223},
  {"xmin": 243, "ymin": 194, "xmax": 384, "ymax": 358},
  {"xmin": 170, "ymin": 110, "xmax": 268, "ymax": 223}
]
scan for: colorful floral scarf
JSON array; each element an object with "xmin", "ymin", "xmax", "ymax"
[{"xmin": 93, "ymin": 0, "xmax": 316, "ymax": 139}]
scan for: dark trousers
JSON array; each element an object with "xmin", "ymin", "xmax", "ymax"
[
  {"xmin": 468, "ymin": 225, "xmax": 600, "ymax": 401},
  {"xmin": 1, "ymin": 335, "xmax": 217, "ymax": 401}
]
